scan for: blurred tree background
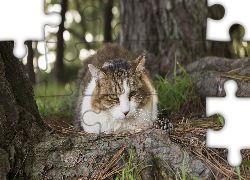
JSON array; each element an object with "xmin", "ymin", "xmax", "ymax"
[
  {"xmin": 21, "ymin": 0, "xmax": 247, "ymax": 116},
  {"xmin": 22, "ymin": 0, "xmax": 121, "ymax": 101}
]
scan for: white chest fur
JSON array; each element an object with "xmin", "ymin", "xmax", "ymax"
[{"xmin": 80, "ymin": 78, "xmax": 158, "ymax": 134}]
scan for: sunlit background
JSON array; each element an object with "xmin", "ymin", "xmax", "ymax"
[{"xmin": 21, "ymin": 0, "xmax": 121, "ymax": 97}]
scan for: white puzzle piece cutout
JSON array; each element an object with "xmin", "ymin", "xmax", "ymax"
[
  {"xmin": 206, "ymin": 80, "xmax": 250, "ymax": 167},
  {"xmin": 0, "ymin": 0, "xmax": 61, "ymax": 58},
  {"xmin": 207, "ymin": 0, "xmax": 250, "ymax": 41}
]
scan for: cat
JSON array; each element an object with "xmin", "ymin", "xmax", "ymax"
[{"xmin": 75, "ymin": 43, "xmax": 158, "ymax": 134}]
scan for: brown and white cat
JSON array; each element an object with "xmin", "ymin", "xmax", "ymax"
[{"xmin": 76, "ymin": 43, "xmax": 158, "ymax": 134}]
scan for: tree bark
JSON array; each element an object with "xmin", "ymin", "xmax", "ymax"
[
  {"xmin": 0, "ymin": 42, "xmax": 47, "ymax": 179},
  {"xmin": 54, "ymin": 0, "xmax": 68, "ymax": 84},
  {"xmin": 172, "ymin": 56, "xmax": 250, "ymax": 100},
  {"xmin": 119, "ymin": 0, "xmax": 235, "ymax": 76},
  {"xmin": 176, "ymin": 56, "xmax": 250, "ymax": 76},
  {"xmin": 194, "ymin": 71, "xmax": 250, "ymax": 100}
]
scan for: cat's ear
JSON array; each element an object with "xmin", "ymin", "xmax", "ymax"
[
  {"xmin": 135, "ymin": 51, "xmax": 146, "ymax": 72},
  {"xmin": 88, "ymin": 64, "xmax": 106, "ymax": 80}
]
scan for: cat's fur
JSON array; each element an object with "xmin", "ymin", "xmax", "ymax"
[{"xmin": 76, "ymin": 43, "xmax": 158, "ymax": 134}]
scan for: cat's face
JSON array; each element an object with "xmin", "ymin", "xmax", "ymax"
[{"xmin": 89, "ymin": 53, "xmax": 154, "ymax": 121}]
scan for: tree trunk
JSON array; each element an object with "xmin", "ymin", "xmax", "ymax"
[
  {"xmin": 104, "ymin": 0, "xmax": 114, "ymax": 42},
  {"xmin": 25, "ymin": 41, "xmax": 35, "ymax": 83},
  {"xmin": 119, "ymin": 0, "xmax": 235, "ymax": 76},
  {"xmin": 54, "ymin": 0, "xmax": 68, "ymax": 84},
  {"xmin": 0, "ymin": 42, "xmax": 47, "ymax": 179}
]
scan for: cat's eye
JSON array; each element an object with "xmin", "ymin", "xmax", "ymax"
[
  {"xmin": 129, "ymin": 91, "xmax": 137, "ymax": 97},
  {"xmin": 109, "ymin": 94, "xmax": 118, "ymax": 100}
]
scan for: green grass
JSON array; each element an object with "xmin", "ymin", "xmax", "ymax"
[
  {"xmin": 116, "ymin": 138, "xmax": 153, "ymax": 180},
  {"xmin": 35, "ymin": 96, "xmax": 77, "ymax": 116},
  {"xmin": 182, "ymin": 152, "xmax": 186, "ymax": 180},
  {"xmin": 115, "ymin": 138, "xmax": 180, "ymax": 180},
  {"xmin": 154, "ymin": 55, "xmax": 200, "ymax": 116},
  {"xmin": 33, "ymin": 80, "xmax": 77, "ymax": 97},
  {"xmin": 33, "ymin": 82, "xmax": 77, "ymax": 116},
  {"xmin": 181, "ymin": 151, "xmax": 200, "ymax": 180},
  {"xmin": 211, "ymin": 114, "xmax": 225, "ymax": 130},
  {"xmin": 216, "ymin": 114, "xmax": 225, "ymax": 130},
  {"xmin": 236, "ymin": 166, "xmax": 241, "ymax": 180}
]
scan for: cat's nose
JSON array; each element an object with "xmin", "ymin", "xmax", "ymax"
[{"xmin": 123, "ymin": 111, "xmax": 129, "ymax": 116}]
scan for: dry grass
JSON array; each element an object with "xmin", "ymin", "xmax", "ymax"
[
  {"xmin": 79, "ymin": 145, "xmax": 126, "ymax": 180},
  {"xmin": 170, "ymin": 114, "xmax": 250, "ymax": 179}
]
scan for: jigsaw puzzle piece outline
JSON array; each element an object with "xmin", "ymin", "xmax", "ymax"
[
  {"xmin": 206, "ymin": 80, "xmax": 250, "ymax": 167},
  {"xmin": 32, "ymin": 52, "xmax": 77, "ymax": 117},
  {"xmin": 0, "ymin": 0, "xmax": 61, "ymax": 58},
  {"xmin": 81, "ymin": 0, "xmax": 103, "ymax": 38},
  {"xmin": 206, "ymin": 0, "xmax": 250, "ymax": 41},
  {"xmin": 31, "ymin": 39, "xmax": 79, "ymax": 100},
  {"xmin": 63, "ymin": 1, "xmax": 120, "ymax": 61},
  {"xmin": 35, "ymin": 81, "xmax": 77, "ymax": 117}
]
